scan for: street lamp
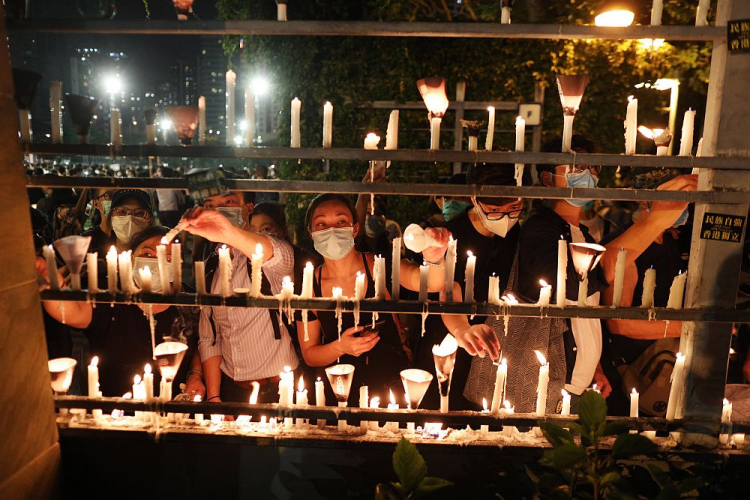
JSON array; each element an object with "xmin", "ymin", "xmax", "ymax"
[
  {"xmin": 250, "ymin": 76, "xmax": 270, "ymax": 97},
  {"xmin": 594, "ymin": 1, "xmax": 636, "ymax": 27}
]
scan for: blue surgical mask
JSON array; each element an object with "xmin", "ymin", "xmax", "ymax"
[
  {"xmin": 565, "ymin": 170, "xmax": 598, "ymax": 207},
  {"xmin": 442, "ymin": 200, "xmax": 471, "ymax": 222},
  {"xmin": 673, "ymin": 208, "xmax": 689, "ymax": 227}
]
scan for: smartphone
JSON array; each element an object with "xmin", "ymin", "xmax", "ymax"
[{"xmin": 356, "ymin": 320, "xmax": 386, "ymax": 337}]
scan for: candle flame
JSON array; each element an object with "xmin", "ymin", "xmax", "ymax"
[
  {"xmin": 390, "ymin": 389, "xmax": 396, "ymax": 406},
  {"xmin": 108, "ymin": 245, "xmax": 117, "ymax": 256},
  {"xmin": 534, "ymin": 350, "xmax": 547, "ymax": 365},
  {"xmin": 134, "ymin": 374, "xmax": 141, "ymax": 384},
  {"xmin": 593, "ymin": 384, "xmax": 598, "ymax": 391},
  {"xmin": 562, "ymin": 389, "xmax": 568, "ymax": 397},
  {"xmin": 637, "ymin": 125, "xmax": 656, "ymax": 140},
  {"xmin": 516, "ymin": 115, "xmax": 524, "ymax": 125},
  {"xmin": 283, "ymin": 276, "xmax": 292, "ymax": 285},
  {"xmin": 467, "ymin": 250, "xmax": 473, "ymax": 258},
  {"xmin": 123, "ymin": 392, "xmax": 132, "ymax": 399},
  {"xmin": 317, "ymin": 376, "xmax": 321, "ymax": 382},
  {"xmin": 482, "ymin": 398, "xmax": 488, "ymax": 411},
  {"xmin": 724, "ymin": 398, "xmax": 730, "ymax": 406},
  {"xmin": 161, "ymin": 237, "xmax": 168, "ymax": 245},
  {"xmin": 487, "ymin": 105, "xmax": 495, "ymax": 112},
  {"xmin": 255, "ymin": 243, "xmax": 263, "ymax": 256},
  {"xmin": 539, "ymin": 279, "xmax": 549, "ymax": 288},
  {"xmin": 90, "ymin": 356, "xmax": 99, "ymax": 368},
  {"xmin": 194, "ymin": 395, "xmax": 202, "ymax": 402},
  {"xmin": 283, "ymin": 365, "xmax": 292, "ymax": 373},
  {"xmin": 503, "ymin": 400, "xmax": 513, "ymax": 411},
  {"xmin": 628, "ymin": 95, "xmax": 634, "ymax": 102},
  {"xmin": 676, "ymin": 352, "xmax": 685, "ymax": 361},
  {"xmin": 370, "ymin": 397, "xmax": 380, "ymax": 407},
  {"xmin": 144, "ymin": 364, "xmax": 151, "ymax": 374},
  {"xmin": 298, "ymin": 375, "xmax": 305, "ymax": 392},
  {"xmin": 500, "ymin": 358, "xmax": 507, "ymax": 367},
  {"xmin": 306, "ymin": 262, "xmax": 313, "ymax": 270},
  {"xmin": 632, "ymin": 388, "xmax": 638, "ymax": 395}
]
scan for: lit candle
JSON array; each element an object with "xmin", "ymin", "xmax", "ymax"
[
  {"xmin": 315, "ymin": 376, "xmax": 326, "ymax": 428},
  {"xmin": 696, "ymin": 137, "xmax": 704, "ymax": 157},
  {"xmin": 488, "ymin": 275, "xmax": 501, "ymax": 306},
  {"xmin": 696, "ymin": 0, "xmax": 709, "ymax": 26},
  {"xmin": 50, "ymin": 80, "xmax": 62, "ymax": 144},
  {"xmin": 444, "ymin": 237, "xmax": 457, "ymax": 302},
  {"xmin": 194, "ymin": 394, "xmax": 204, "ymax": 424},
  {"xmin": 490, "ymin": 358, "xmax": 507, "ymax": 414},
  {"xmin": 665, "ymin": 352, "xmax": 685, "ymax": 421},
  {"xmin": 364, "ymin": 132, "xmax": 380, "ymax": 150},
  {"xmin": 369, "ymin": 397, "xmax": 381, "ymax": 431},
  {"xmin": 218, "ymin": 244, "xmax": 232, "ymax": 297},
  {"xmin": 391, "ymin": 237, "xmax": 401, "ymax": 300},
  {"xmin": 296, "ymin": 376, "xmax": 308, "ymax": 429},
  {"xmin": 625, "ymin": 96, "xmax": 638, "ymax": 154},
  {"xmin": 373, "ymin": 256, "xmax": 386, "ymax": 300},
  {"xmin": 630, "ymin": 388, "xmax": 639, "ymax": 418},
  {"xmin": 561, "ymin": 390, "xmax": 571, "ymax": 416},
  {"xmin": 733, "ymin": 434, "xmax": 745, "ymax": 447},
  {"xmin": 118, "ymin": 250, "xmax": 136, "ymax": 293},
  {"xmin": 480, "ymin": 398, "xmax": 490, "ymax": 437},
  {"xmin": 138, "ymin": 265, "xmax": 152, "ymax": 293},
  {"xmin": 132, "ymin": 374, "xmax": 144, "ymax": 422},
  {"xmin": 86, "ymin": 252, "xmax": 98, "ymax": 293},
  {"xmin": 245, "ymin": 86, "xmax": 256, "ymax": 147},
  {"xmin": 514, "ymin": 116, "xmax": 526, "ymax": 186},
  {"xmin": 385, "ymin": 110, "xmax": 399, "ymax": 151},
  {"xmin": 152, "ymin": 240, "xmax": 168, "ymax": 294},
  {"xmin": 144, "ymin": 363, "xmax": 154, "ymax": 400},
  {"xmin": 651, "ymin": 0, "xmax": 663, "ymax": 25},
  {"xmin": 679, "ymin": 109, "xmax": 696, "ymax": 156},
  {"xmin": 485, "ymin": 106, "xmax": 495, "ymax": 151},
  {"xmin": 88, "ymin": 356, "xmax": 100, "ymax": 398},
  {"xmin": 535, "ymin": 350, "xmax": 550, "ymax": 416},
  {"xmin": 501, "ymin": 5, "xmax": 511, "ymax": 23},
  {"xmin": 354, "ymin": 271, "xmax": 366, "ymax": 326},
  {"xmin": 110, "ymin": 108, "xmax": 122, "ymax": 148},
  {"xmin": 251, "ymin": 243, "xmax": 263, "ymax": 297},
  {"xmin": 290, "ymin": 97, "xmax": 301, "ymax": 148},
  {"xmin": 359, "ymin": 385, "xmax": 369, "ymax": 432},
  {"xmin": 43, "ymin": 245, "xmax": 59, "ymax": 290},
  {"xmin": 502, "ymin": 400, "xmax": 515, "ymax": 437},
  {"xmin": 387, "ymin": 389, "xmax": 399, "ymax": 433},
  {"xmin": 198, "ymin": 96, "xmax": 206, "ymax": 145},
  {"xmin": 613, "ymin": 247, "xmax": 627, "ymax": 307},
  {"xmin": 225, "ymin": 70, "xmax": 236, "ymax": 145},
  {"xmin": 537, "ymin": 279, "xmax": 552, "ymax": 307},
  {"xmin": 641, "ymin": 267, "xmax": 656, "ymax": 308},
  {"xmin": 429, "ymin": 116, "xmax": 441, "ymax": 150},
  {"xmin": 194, "ymin": 261, "xmax": 206, "ymax": 295},
  {"xmin": 577, "ymin": 272, "xmax": 589, "ymax": 307},
  {"xmin": 171, "ymin": 241, "xmax": 182, "ymax": 294},
  {"xmin": 464, "ymin": 251, "xmax": 476, "ymax": 303},
  {"xmin": 322, "ymin": 101, "xmax": 333, "ymax": 148},
  {"xmin": 556, "ymin": 238, "xmax": 567, "ymax": 307},
  {"xmin": 666, "ymin": 271, "xmax": 687, "ymax": 309},
  {"xmin": 721, "ymin": 398, "xmax": 733, "ymax": 445},
  {"xmin": 418, "ymin": 262, "xmax": 430, "ymax": 303}
]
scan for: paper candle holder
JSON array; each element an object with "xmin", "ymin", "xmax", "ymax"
[
  {"xmin": 460, "ymin": 119, "xmax": 483, "ymax": 137},
  {"xmin": 64, "ymin": 94, "xmax": 99, "ymax": 144},
  {"xmin": 172, "ymin": 0, "xmax": 194, "ymax": 21},
  {"xmin": 416, "ymin": 77, "xmax": 449, "ymax": 118},
  {"xmin": 569, "ymin": 242, "xmax": 606, "ymax": 281},
  {"xmin": 403, "ymin": 224, "xmax": 438, "ymax": 253},
  {"xmin": 432, "ymin": 335, "xmax": 458, "ymax": 411},
  {"xmin": 53, "ymin": 235, "xmax": 92, "ymax": 290},
  {"xmin": 144, "ymin": 108, "xmax": 157, "ymax": 126},
  {"xmin": 556, "ymin": 74, "xmax": 589, "ymax": 116},
  {"xmin": 49, "ymin": 357, "xmax": 78, "ymax": 394},
  {"xmin": 165, "ymin": 106, "xmax": 199, "ymax": 146},
  {"xmin": 401, "ymin": 368, "xmax": 434, "ymax": 410},
  {"xmin": 325, "ymin": 364, "xmax": 356, "ymax": 404},
  {"xmin": 153, "ymin": 341, "xmax": 188, "ymax": 382}
]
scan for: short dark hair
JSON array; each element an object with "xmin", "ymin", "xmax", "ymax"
[
  {"xmin": 305, "ymin": 193, "xmax": 358, "ymax": 229},
  {"xmin": 252, "ymin": 202, "xmax": 287, "ymax": 228},
  {"xmin": 129, "ymin": 225, "xmax": 170, "ymax": 252},
  {"xmin": 537, "ymin": 134, "xmax": 599, "ymax": 177}
]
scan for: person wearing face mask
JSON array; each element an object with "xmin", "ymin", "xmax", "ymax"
[
  {"xmin": 84, "ymin": 189, "xmax": 154, "ymax": 258},
  {"xmin": 296, "ymin": 193, "xmax": 452, "ymax": 402},
  {"xmin": 191, "ymin": 189, "xmax": 255, "ymax": 264},
  {"xmin": 37, "ymin": 225, "xmax": 202, "ymax": 398},
  {"xmin": 81, "ymin": 189, "xmax": 116, "ymax": 259}
]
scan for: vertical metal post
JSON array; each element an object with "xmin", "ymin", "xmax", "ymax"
[
  {"xmin": 452, "ymin": 81, "xmax": 466, "ymax": 175},
  {"xmin": 677, "ymin": 0, "xmax": 750, "ymax": 448}
]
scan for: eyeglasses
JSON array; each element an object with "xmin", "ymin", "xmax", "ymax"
[
  {"xmin": 567, "ymin": 164, "xmax": 602, "ymax": 176},
  {"xmin": 94, "ymin": 192, "xmax": 111, "ymax": 201},
  {"xmin": 477, "ymin": 200, "xmax": 524, "ymax": 221},
  {"xmin": 112, "ymin": 207, "xmax": 152, "ymax": 220}
]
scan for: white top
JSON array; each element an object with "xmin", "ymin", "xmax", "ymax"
[
  {"xmin": 156, "ymin": 189, "xmax": 183, "ymax": 212},
  {"xmin": 565, "ymin": 224, "xmax": 603, "ymax": 396}
]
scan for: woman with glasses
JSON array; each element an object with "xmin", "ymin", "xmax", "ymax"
[{"xmin": 83, "ymin": 189, "xmax": 155, "ymax": 259}]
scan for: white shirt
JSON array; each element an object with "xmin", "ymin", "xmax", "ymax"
[{"xmin": 565, "ymin": 224, "xmax": 603, "ymax": 396}]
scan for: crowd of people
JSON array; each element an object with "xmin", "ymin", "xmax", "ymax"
[{"xmin": 31, "ymin": 135, "xmax": 750, "ymax": 417}]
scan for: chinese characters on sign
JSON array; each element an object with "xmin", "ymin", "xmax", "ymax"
[
  {"xmin": 728, "ymin": 19, "xmax": 750, "ymax": 54},
  {"xmin": 700, "ymin": 213, "xmax": 746, "ymax": 243}
]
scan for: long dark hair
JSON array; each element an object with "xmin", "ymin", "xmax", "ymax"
[
  {"xmin": 129, "ymin": 225, "xmax": 170, "ymax": 252},
  {"xmin": 305, "ymin": 193, "xmax": 358, "ymax": 230}
]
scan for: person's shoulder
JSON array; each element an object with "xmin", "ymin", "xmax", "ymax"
[{"xmin": 520, "ymin": 207, "xmax": 562, "ymax": 236}]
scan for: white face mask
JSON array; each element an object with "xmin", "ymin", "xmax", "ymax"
[
  {"xmin": 312, "ymin": 227, "xmax": 355, "ymax": 261},
  {"xmin": 111, "ymin": 215, "xmax": 149, "ymax": 244},
  {"xmin": 133, "ymin": 257, "xmax": 173, "ymax": 293},
  {"xmin": 216, "ymin": 206, "xmax": 245, "ymax": 229},
  {"xmin": 473, "ymin": 202, "xmax": 518, "ymax": 238}
]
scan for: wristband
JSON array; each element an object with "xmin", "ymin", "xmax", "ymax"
[
  {"xmin": 187, "ymin": 369, "xmax": 204, "ymax": 379},
  {"xmin": 206, "ymin": 395, "xmax": 221, "ymax": 402},
  {"xmin": 425, "ymin": 258, "xmax": 445, "ymax": 269}
]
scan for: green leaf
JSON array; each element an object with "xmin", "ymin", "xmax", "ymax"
[
  {"xmin": 600, "ymin": 471, "xmax": 621, "ymax": 487},
  {"xmin": 612, "ymin": 434, "xmax": 657, "ymax": 459},
  {"xmin": 578, "ymin": 391, "xmax": 608, "ymax": 433},
  {"xmin": 539, "ymin": 422, "xmax": 575, "ymax": 447},
  {"xmin": 602, "ymin": 421, "xmax": 630, "ymax": 437},
  {"xmin": 413, "ymin": 477, "xmax": 453, "ymax": 498},
  {"xmin": 392, "ymin": 437, "xmax": 428, "ymax": 492},
  {"xmin": 551, "ymin": 443, "xmax": 587, "ymax": 470}
]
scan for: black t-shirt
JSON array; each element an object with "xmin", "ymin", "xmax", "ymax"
[{"xmin": 82, "ymin": 226, "xmax": 116, "ymax": 260}]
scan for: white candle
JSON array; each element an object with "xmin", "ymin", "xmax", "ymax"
[
  {"xmin": 315, "ymin": 376, "xmax": 326, "ymax": 428},
  {"xmin": 464, "ymin": 251, "xmax": 476, "ymax": 303},
  {"xmin": 290, "ymin": 97, "xmax": 301, "ymax": 148},
  {"xmin": 733, "ymin": 434, "xmax": 745, "ymax": 447},
  {"xmin": 322, "ymin": 101, "xmax": 333, "ymax": 148},
  {"xmin": 171, "ymin": 242, "xmax": 182, "ymax": 294},
  {"xmin": 535, "ymin": 351, "xmax": 550, "ymax": 416},
  {"xmin": 387, "ymin": 389, "xmax": 399, "ymax": 433},
  {"xmin": 43, "ymin": 245, "xmax": 59, "ymax": 290},
  {"xmin": 296, "ymin": 376, "xmax": 308, "ymax": 428},
  {"xmin": 86, "ymin": 253, "xmax": 98, "ymax": 293},
  {"xmin": 373, "ymin": 255, "xmax": 386, "ymax": 300},
  {"xmin": 157, "ymin": 239, "xmax": 171, "ymax": 294},
  {"xmin": 194, "ymin": 261, "xmax": 206, "ymax": 295},
  {"xmin": 696, "ymin": 137, "xmax": 704, "ymax": 157},
  {"xmin": 488, "ymin": 275, "xmax": 501, "ymax": 306},
  {"xmin": 696, "ymin": 0, "xmax": 709, "ymax": 26},
  {"xmin": 480, "ymin": 398, "xmax": 490, "ymax": 437},
  {"xmin": 198, "ymin": 95, "xmax": 206, "ymax": 145},
  {"xmin": 666, "ymin": 271, "xmax": 687, "ymax": 309},
  {"xmin": 502, "ymin": 400, "xmax": 515, "ymax": 436},
  {"xmin": 193, "ymin": 395, "xmax": 204, "ymax": 424},
  {"xmin": 651, "ymin": 0, "xmax": 663, "ymax": 26},
  {"xmin": 501, "ymin": 6, "xmax": 511, "ymax": 24},
  {"xmin": 359, "ymin": 385, "xmax": 369, "ymax": 431},
  {"xmin": 332, "ymin": 287, "xmax": 344, "ymax": 340},
  {"xmin": 418, "ymin": 262, "xmax": 430, "ymax": 302},
  {"xmin": 625, "ymin": 96, "xmax": 638, "ymax": 154},
  {"xmin": 225, "ymin": 70, "xmax": 236, "ymax": 145},
  {"xmin": 110, "ymin": 108, "xmax": 122, "ymax": 148},
  {"xmin": 643, "ymin": 430, "xmax": 657, "ymax": 441},
  {"xmin": 50, "ymin": 81, "xmax": 62, "ymax": 144},
  {"xmin": 391, "ymin": 237, "xmax": 401, "ymax": 300},
  {"xmin": 218, "ymin": 244, "xmax": 232, "ymax": 297},
  {"xmin": 144, "ymin": 363, "xmax": 154, "ymax": 400},
  {"xmin": 491, "ymin": 359, "xmax": 507, "ymax": 414},
  {"xmin": 369, "ymin": 397, "xmax": 381, "ymax": 431},
  {"xmin": 385, "ymin": 110, "xmax": 399, "ymax": 151},
  {"xmin": 444, "ymin": 237, "xmax": 457, "ymax": 302},
  {"xmin": 118, "ymin": 251, "xmax": 136, "ymax": 293},
  {"xmin": 245, "ymin": 87, "xmax": 256, "ymax": 147},
  {"xmin": 665, "ymin": 352, "xmax": 685, "ymax": 421},
  {"xmin": 429, "ymin": 116, "xmax": 441, "ymax": 150},
  {"xmin": 251, "ymin": 243, "xmax": 263, "ymax": 297},
  {"xmin": 561, "ymin": 390, "xmax": 571, "ymax": 416},
  {"xmin": 641, "ymin": 268, "xmax": 656, "ymax": 308},
  {"xmin": 562, "ymin": 115, "xmax": 575, "ymax": 153},
  {"xmin": 556, "ymin": 238, "xmax": 567, "ymax": 307},
  {"xmin": 106, "ymin": 245, "xmax": 118, "ymax": 293},
  {"xmin": 138, "ymin": 266, "xmax": 152, "ymax": 293},
  {"xmin": 514, "ymin": 116, "xmax": 526, "ymax": 186},
  {"xmin": 679, "ymin": 109, "xmax": 696, "ymax": 156},
  {"xmin": 537, "ymin": 279, "xmax": 552, "ymax": 307},
  {"xmin": 720, "ymin": 398, "xmax": 733, "ymax": 445},
  {"xmin": 630, "ymin": 388, "xmax": 639, "ymax": 418},
  {"xmin": 87, "ymin": 356, "xmax": 100, "ymax": 398},
  {"xmin": 577, "ymin": 273, "xmax": 589, "ymax": 307},
  {"xmin": 353, "ymin": 271, "xmax": 366, "ymax": 327},
  {"xmin": 364, "ymin": 132, "xmax": 380, "ymax": 150},
  {"xmin": 277, "ymin": 1, "xmax": 287, "ymax": 21},
  {"xmin": 613, "ymin": 247, "xmax": 627, "ymax": 307},
  {"xmin": 485, "ymin": 106, "xmax": 495, "ymax": 151}
]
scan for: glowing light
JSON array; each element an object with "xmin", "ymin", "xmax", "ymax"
[
  {"xmin": 535, "ymin": 350, "xmax": 547, "ymax": 365},
  {"xmin": 251, "ymin": 76, "xmax": 270, "ymax": 96}
]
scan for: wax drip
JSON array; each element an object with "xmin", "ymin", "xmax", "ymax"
[
  {"xmin": 147, "ymin": 304, "xmax": 157, "ymax": 360},
  {"xmin": 648, "ymin": 308, "xmax": 656, "ymax": 321},
  {"xmin": 335, "ymin": 298, "xmax": 343, "ymax": 341},
  {"xmin": 503, "ymin": 305, "xmax": 510, "ymax": 337},
  {"xmin": 354, "ymin": 298, "xmax": 361, "ymax": 328},
  {"xmin": 664, "ymin": 320, "xmax": 670, "ymax": 338},
  {"xmin": 60, "ymin": 302, "xmax": 66, "ymax": 325},
  {"xmin": 302, "ymin": 310, "xmax": 309, "ymax": 342},
  {"xmin": 421, "ymin": 303, "xmax": 428, "ymax": 337}
]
